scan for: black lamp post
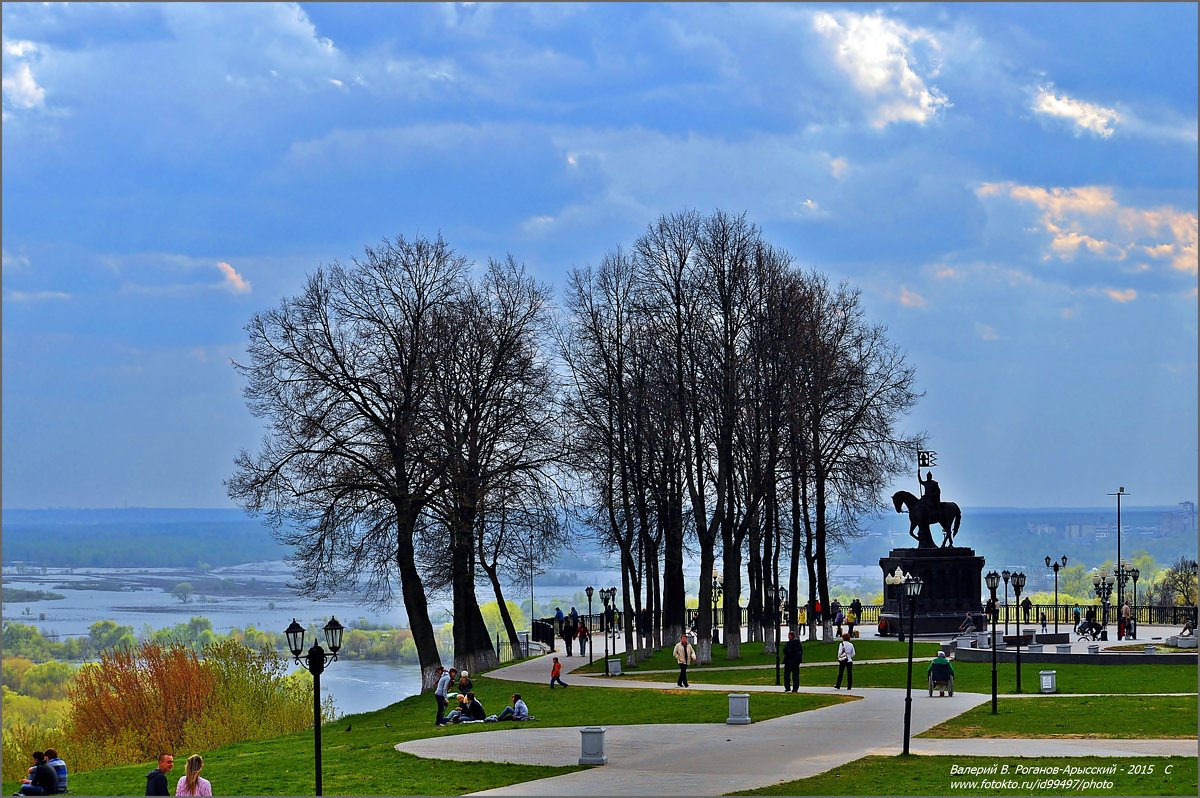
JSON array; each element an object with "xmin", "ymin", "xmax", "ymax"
[
  {"xmin": 1092, "ymin": 569, "xmax": 1115, "ymax": 633},
  {"xmin": 1108, "ymin": 486, "xmax": 1128, "ymax": 628},
  {"xmin": 1116, "ymin": 562, "xmax": 1132, "ymax": 639},
  {"xmin": 285, "ymin": 616, "xmax": 344, "ymax": 797},
  {"xmin": 985, "ymin": 570, "xmax": 1000, "ymax": 714},
  {"xmin": 1001, "ymin": 569, "xmax": 1011, "ymax": 634},
  {"xmin": 773, "ymin": 585, "xmax": 787, "ymax": 686},
  {"xmin": 585, "ymin": 585, "xmax": 595, "ymax": 665},
  {"xmin": 600, "ymin": 587, "xmax": 614, "ymax": 667},
  {"xmin": 886, "ymin": 569, "xmax": 923, "ymax": 755},
  {"xmin": 1044, "ymin": 555, "xmax": 1068, "ymax": 633},
  {"xmin": 711, "ymin": 568, "xmax": 724, "ymax": 647},
  {"xmin": 1129, "ymin": 568, "xmax": 1140, "ymax": 639},
  {"xmin": 1010, "ymin": 572, "xmax": 1026, "ymax": 693}
]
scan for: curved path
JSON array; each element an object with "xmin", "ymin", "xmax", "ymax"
[{"xmin": 396, "ymin": 639, "xmax": 1195, "ymax": 796}]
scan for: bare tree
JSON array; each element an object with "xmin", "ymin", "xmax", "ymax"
[{"xmin": 228, "ymin": 234, "xmax": 464, "ymax": 688}]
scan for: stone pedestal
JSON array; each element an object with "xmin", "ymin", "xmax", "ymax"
[{"xmin": 878, "ymin": 546, "xmax": 986, "ymax": 636}]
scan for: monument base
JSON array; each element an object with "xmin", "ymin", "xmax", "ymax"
[{"xmin": 878, "ymin": 546, "xmax": 986, "ymax": 637}]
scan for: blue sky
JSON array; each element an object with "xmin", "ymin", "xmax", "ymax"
[{"xmin": 3, "ymin": 2, "xmax": 1196, "ymax": 509}]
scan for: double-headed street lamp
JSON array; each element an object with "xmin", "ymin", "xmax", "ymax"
[
  {"xmin": 285, "ymin": 617, "xmax": 344, "ymax": 797},
  {"xmin": 1092, "ymin": 569, "xmax": 1115, "ymax": 634},
  {"xmin": 585, "ymin": 585, "xmax": 595, "ymax": 665},
  {"xmin": 1108, "ymin": 486, "xmax": 1128, "ymax": 626},
  {"xmin": 1010, "ymin": 572, "xmax": 1026, "ymax": 693},
  {"xmin": 985, "ymin": 570, "xmax": 1001, "ymax": 714},
  {"xmin": 1044, "ymin": 555, "xmax": 1068, "ymax": 633},
  {"xmin": 886, "ymin": 567, "xmax": 923, "ymax": 755},
  {"xmin": 599, "ymin": 587, "xmax": 617, "ymax": 666},
  {"xmin": 711, "ymin": 568, "xmax": 724, "ymax": 646},
  {"xmin": 1001, "ymin": 569, "xmax": 1012, "ymax": 634}
]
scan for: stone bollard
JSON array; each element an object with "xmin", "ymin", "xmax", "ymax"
[
  {"xmin": 1087, "ymin": 644, "xmax": 1100, "ymax": 654},
  {"xmin": 579, "ymin": 726, "xmax": 608, "ymax": 765},
  {"xmin": 1027, "ymin": 644, "xmax": 1043, "ymax": 653},
  {"xmin": 1056, "ymin": 644, "xmax": 1072, "ymax": 655},
  {"xmin": 726, "ymin": 693, "xmax": 751, "ymax": 725},
  {"xmin": 1144, "ymin": 645, "xmax": 1156, "ymax": 655}
]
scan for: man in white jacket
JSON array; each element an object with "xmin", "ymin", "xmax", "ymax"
[
  {"xmin": 834, "ymin": 632, "xmax": 855, "ymax": 690},
  {"xmin": 673, "ymin": 634, "xmax": 697, "ymax": 687}
]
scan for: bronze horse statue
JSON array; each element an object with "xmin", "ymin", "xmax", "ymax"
[{"xmin": 892, "ymin": 490, "xmax": 961, "ymax": 549}]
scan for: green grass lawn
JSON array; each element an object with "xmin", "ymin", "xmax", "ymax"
[
  {"xmin": 576, "ymin": 638, "xmax": 939, "ymax": 673},
  {"xmin": 921, "ymin": 694, "xmax": 1198, "ymax": 738},
  {"xmin": 6, "ymin": 681, "xmax": 850, "ymax": 796},
  {"xmin": 731, "ymin": 756, "xmax": 1199, "ymax": 796},
  {"xmin": 618, "ymin": 659, "xmax": 1198, "ymax": 694}
]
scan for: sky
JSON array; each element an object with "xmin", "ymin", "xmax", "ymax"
[{"xmin": 2, "ymin": 2, "xmax": 1196, "ymax": 511}]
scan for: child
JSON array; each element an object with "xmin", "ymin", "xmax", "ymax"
[
  {"xmin": 549, "ymin": 656, "xmax": 568, "ymax": 688},
  {"xmin": 1039, "ymin": 611, "xmax": 1047, "ymax": 633}
]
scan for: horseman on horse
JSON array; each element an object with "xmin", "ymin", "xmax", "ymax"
[{"xmin": 892, "ymin": 470, "xmax": 961, "ymax": 549}]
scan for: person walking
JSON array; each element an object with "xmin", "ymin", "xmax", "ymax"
[
  {"xmin": 1039, "ymin": 611, "xmax": 1047, "ymax": 633},
  {"xmin": 576, "ymin": 620, "xmax": 590, "ymax": 655},
  {"xmin": 782, "ymin": 631, "xmax": 804, "ymax": 692},
  {"xmin": 845, "ymin": 609, "xmax": 858, "ymax": 638},
  {"xmin": 549, "ymin": 656, "xmax": 568, "ymax": 688},
  {"xmin": 434, "ymin": 665, "xmax": 451, "ymax": 726},
  {"xmin": 834, "ymin": 632, "xmax": 855, "ymax": 690},
  {"xmin": 174, "ymin": 754, "xmax": 212, "ymax": 797},
  {"xmin": 672, "ymin": 633, "xmax": 696, "ymax": 687},
  {"xmin": 561, "ymin": 617, "xmax": 574, "ymax": 656},
  {"xmin": 1072, "ymin": 604, "xmax": 1081, "ymax": 633},
  {"xmin": 1121, "ymin": 601, "xmax": 1133, "ymax": 640}
]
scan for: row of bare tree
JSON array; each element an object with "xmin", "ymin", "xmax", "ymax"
[{"xmin": 227, "ymin": 210, "xmax": 923, "ymax": 689}]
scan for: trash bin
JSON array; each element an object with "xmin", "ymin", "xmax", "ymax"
[
  {"xmin": 605, "ymin": 658, "xmax": 622, "ymax": 676},
  {"xmin": 1039, "ymin": 670, "xmax": 1056, "ymax": 693}
]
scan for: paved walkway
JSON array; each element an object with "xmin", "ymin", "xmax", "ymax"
[{"xmin": 394, "ymin": 629, "xmax": 1197, "ymax": 796}]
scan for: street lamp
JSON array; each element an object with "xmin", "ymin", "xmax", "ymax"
[
  {"xmin": 1044, "ymin": 555, "xmax": 1068, "ymax": 633},
  {"xmin": 1010, "ymin": 573, "xmax": 1026, "ymax": 693},
  {"xmin": 585, "ymin": 585, "xmax": 595, "ymax": 665},
  {"xmin": 1092, "ymin": 569, "xmax": 1115, "ymax": 635},
  {"xmin": 1108, "ymin": 486, "xmax": 1128, "ymax": 627},
  {"xmin": 773, "ymin": 585, "xmax": 788, "ymax": 686},
  {"xmin": 711, "ymin": 568, "xmax": 724, "ymax": 646},
  {"xmin": 1128, "ymin": 568, "xmax": 1140, "ymax": 639},
  {"xmin": 599, "ymin": 587, "xmax": 616, "ymax": 667},
  {"xmin": 985, "ymin": 570, "xmax": 1001, "ymax": 714},
  {"xmin": 1001, "ymin": 569, "xmax": 1011, "ymax": 634},
  {"xmin": 1116, "ymin": 562, "xmax": 1132, "ymax": 639},
  {"xmin": 285, "ymin": 616, "xmax": 344, "ymax": 797},
  {"xmin": 885, "ymin": 569, "xmax": 923, "ymax": 755}
]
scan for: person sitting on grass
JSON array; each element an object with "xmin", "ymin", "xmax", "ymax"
[
  {"xmin": 446, "ymin": 693, "xmax": 469, "ymax": 724},
  {"xmin": 464, "ymin": 691, "xmax": 486, "ymax": 721},
  {"xmin": 456, "ymin": 670, "xmax": 473, "ymax": 693},
  {"xmin": 16, "ymin": 751, "xmax": 58, "ymax": 796},
  {"xmin": 497, "ymin": 693, "xmax": 530, "ymax": 721},
  {"xmin": 44, "ymin": 749, "xmax": 67, "ymax": 795},
  {"xmin": 926, "ymin": 650, "xmax": 955, "ymax": 697}
]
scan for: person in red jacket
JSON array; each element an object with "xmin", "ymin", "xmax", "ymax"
[{"xmin": 549, "ymin": 656, "xmax": 568, "ymax": 688}]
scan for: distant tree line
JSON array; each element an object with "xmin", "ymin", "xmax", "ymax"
[
  {"xmin": 2, "ymin": 521, "xmax": 282, "ymax": 568},
  {"xmin": 228, "ymin": 211, "xmax": 922, "ymax": 686}
]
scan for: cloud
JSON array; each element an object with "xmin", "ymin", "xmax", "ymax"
[
  {"xmin": 974, "ymin": 322, "xmax": 998, "ymax": 341},
  {"xmin": 897, "ymin": 286, "xmax": 928, "ymax": 308},
  {"xmin": 811, "ymin": 10, "xmax": 949, "ymax": 128},
  {"xmin": 977, "ymin": 182, "xmax": 1198, "ymax": 276},
  {"xmin": 2, "ymin": 39, "xmax": 46, "ymax": 111},
  {"xmin": 1032, "ymin": 85, "xmax": 1119, "ymax": 138},
  {"xmin": 2, "ymin": 250, "xmax": 31, "ymax": 273},
  {"xmin": 216, "ymin": 261, "xmax": 252, "ymax": 294},
  {"xmin": 5, "ymin": 290, "xmax": 71, "ymax": 302},
  {"xmin": 1061, "ymin": 307, "xmax": 1078, "ymax": 319},
  {"xmin": 1103, "ymin": 288, "xmax": 1137, "ymax": 303}
]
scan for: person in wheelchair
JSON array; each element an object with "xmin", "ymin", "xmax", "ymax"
[{"xmin": 927, "ymin": 650, "xmax": 955, "ymax": 697}]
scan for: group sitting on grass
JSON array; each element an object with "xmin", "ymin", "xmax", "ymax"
[{"xmin": 15, "ymin": 749, "xmax": 67, "ymax": 796}]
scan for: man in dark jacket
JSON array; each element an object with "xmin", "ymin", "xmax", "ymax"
[
  {"xmin": 782, "ymin": 631, "xmax": 804, "ymax": 693},
  {"xmin": 465, "ymin": 691, "xmax": 486, "ymax": 721},
  {"xmin": 145, "ymin": 753, "xmax": 174, "ymax": 796},
  {"xmin": 17, "ymin": 751, "xmax": 58, "ymax": 796}
]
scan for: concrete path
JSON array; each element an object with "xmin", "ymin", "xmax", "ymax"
[{"xmin": 395, "ymin": 630, "xmax": 1196, "ymax": 796}]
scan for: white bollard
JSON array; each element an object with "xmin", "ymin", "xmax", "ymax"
[
  {"xmin": 726, "ymin": 693, "xmax": 751, "ymax": 725},
  {"xmin": 579, "ymin": 726, "xmax": 608, "ymax": 765}
]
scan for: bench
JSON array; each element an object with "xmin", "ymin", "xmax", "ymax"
[
  {"xmin": 1003, "ymin": 634, "xmax": 1034, "ymax": 646},
  {"xmin": 1036, "ymin": 632, "xmax": 1069, "ymax": 644}
]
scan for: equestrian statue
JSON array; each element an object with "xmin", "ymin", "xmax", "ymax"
[{"xmin": 892, "ymin": 471, "xmax": 961, "ymax": 549}]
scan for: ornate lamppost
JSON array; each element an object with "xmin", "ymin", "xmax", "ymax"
[
  {"xmin": 773, "ymin": 585, "xmax": 788, "ymax": 686},
  {"xmin": 1108, "ymin": 486, "xmax": 1128, "ymax": 625},
  {"xmin": 285, "ymin": 617, "xmax": 344, "ymax": 797},
  {"xmin": 886, "ymin": 569, "xmax": 923, "ymax": 755},
  {"xmin": 585, "ymin": 585, "xmax": 595, "ymax": 665},
  {"xmin": 1092, "ymin": 569, "xmax": 1115, "ymax": 635},
  {"xmin": 607, "ymin": 586, "xmax": 619, "ymax": 659},
  {"xmin": 1001, "ymin": 569, "xmax": 1011, "ymax": 634},
  {"xmin": 1044, "ymin": 555, "xmax": 1068, "ymax": 633},
  {"xmin": 711, "ymin": 568, "xmax": 724, "ymax": 646},
  {"xmin": 985, "ymin": 570, "xmax": 1000, "ymax": 714},
  {"xmin": 1010, "ymin": 572, "xmax": 1026, "ymax": 693},
  {"xmin": 600, "ymin": 587, "xmax": 614, "ymax": 666}
]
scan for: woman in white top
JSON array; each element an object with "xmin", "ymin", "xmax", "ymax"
[
  {"xmin": 834, "ymin": 632, "xmax": 856, "ymax": 690},
  {"xmin": 175, "ymin": 754, "xmax": 212, "ymax": 797}
]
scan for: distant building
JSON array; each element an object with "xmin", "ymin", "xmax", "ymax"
[{"xmin": 1027, "ymin": 522, "xmax": 1057, "ymax": 537}]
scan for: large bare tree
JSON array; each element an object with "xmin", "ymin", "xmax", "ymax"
[{"xmin": 227, "ymin": 234, "xmax": 464, "ymax": 689}]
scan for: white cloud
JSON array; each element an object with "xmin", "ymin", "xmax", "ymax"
[
  {"xmin": 5, "ymin": 290, "xmax": 70, "ymax": 302},
  {"xmin": 897, "ymin": 286, "xmax": 928, "ymax": 308},
  {"xmin": 2, "ymin": 38, "xmax": 46, "ymax": 110},
  {"xmin": 811, "ymin": 10, "xmax": 949, "ymax": 128},
  {"xmin": 2, "ymin": 250, "xmax": 31, "ymax": 273},
  {"xmin": 216, "ymin": 261, "xmax": 252, "ymax": 294},
  {"xmin": 1103, "ymin": 288, "xmax": 1137, "ymax": 303},
  {"xmin": 1032, "ymin": 85, "xmax": 1119, "ymax": 138},
  {"xmin": 974, "ymin": 322, "xmax": 998, "ymax": 341},
  {"xmin": 977, "ymin": 182, "xmax": 1198, "ymax": 276}
]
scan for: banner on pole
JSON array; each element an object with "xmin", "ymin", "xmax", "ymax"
[{"xmin": 918, "ymin": 450, "xmax": 937, "ymax": 468}]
